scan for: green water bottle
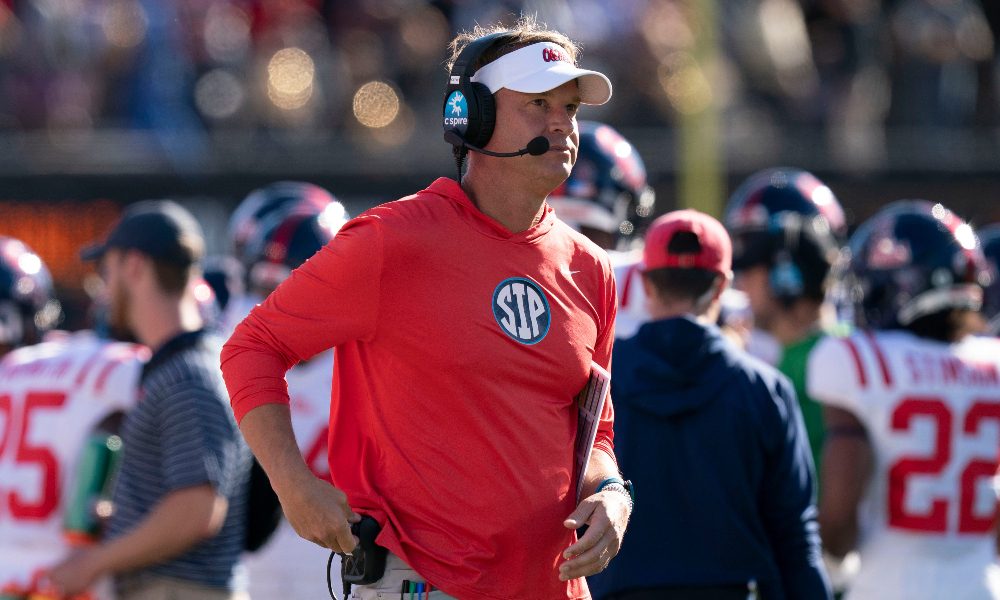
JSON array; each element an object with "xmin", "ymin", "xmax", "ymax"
[{"xmin": 63, "ymin": 432, "xmax": 122, "ymax": 543}]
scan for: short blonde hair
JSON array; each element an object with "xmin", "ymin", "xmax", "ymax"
[{"xmin": 445, "ymin": 15, "xmax": 581, "ymax": 75}]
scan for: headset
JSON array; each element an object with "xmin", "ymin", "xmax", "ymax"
[
  {"xmin": 769, "ymin": 213, "xmax": 805, "ymax": 300},
  {"xmin": 766, "ymin": 211, "xmax": 842, "ymax": 305},
  {"xmin": 441, "ymin": 31, "xmax": 549, "ymax": 174},
  {"xmin": 443, "ymin": 32, "xmax": 509, "ymax": 151}
]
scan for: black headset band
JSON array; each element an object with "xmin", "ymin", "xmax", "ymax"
[{"xmin": 450, "ymin": 31, "xmax": 514, "ymax": 84}]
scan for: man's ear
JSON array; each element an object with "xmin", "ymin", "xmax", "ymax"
[
  {"xmin": 640, "ymin": 271, "xmax": 657, "ymax": 303},
  {"xmin": 121, "ymin": 249, "xmax": 149, "ymax": 282},
  {"xmin": 713, "ymin": 271, "xmax": 733, "ymax": 302}
]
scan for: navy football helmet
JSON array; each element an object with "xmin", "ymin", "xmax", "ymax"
[
  {"xmin": 548, "ymin": 121, "xmax": 655, "ymax": 248},
  {"xmin": 724, "ymin": 167, "xmax": 847, "ymax": 302},
  {"xmin": 842, "ymin": 201, "xmax": 990, "ymax": 331},
  {"xmin": 0, "ymin": 236, "xmax": 61, "ymax": 348},
  {"xmin": 229, "ymin": 181, "xmax": 339, "ymax": 261},
  {"xmin": 241, "ymin": 200, "xmax": 349, "ymax": 293},
  {"xmin": 978, "ymin": 224, "xmax": 1000, "ymax": 334}
]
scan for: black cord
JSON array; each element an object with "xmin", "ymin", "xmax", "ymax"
[{"xmin": 453, "ymin": 146, "xmax": 467, "ymax": 183}]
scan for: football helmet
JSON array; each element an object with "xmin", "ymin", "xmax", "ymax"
[
  {"xmin": 724, "ymin": 167, "xmax": 846, "ymax": 301},
  {"xmin": 842, "ymin": 200, "xmax": 990, "ymax": 330},
  {"xmin": 241, "ymin": 200, "xmax": 349, "ymax": 293},
  {"xmin": 0, "ymin": 236, "xmax": 61, "ymax": 347},
  {"xmin": 229, "ymin": 181, "xmax": 338, "ymax": 260},
  {"xmin": 548, "ymin": 121, "xmax": 655, "ymax": 247},
  {"xmin": 978, "ymin": 224, "xmax": 1000, "ymax": 333}
]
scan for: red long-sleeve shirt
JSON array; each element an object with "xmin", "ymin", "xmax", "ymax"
[{"xmin": 222, "ymin": 178, "xmax": 616, "ymax": 599}]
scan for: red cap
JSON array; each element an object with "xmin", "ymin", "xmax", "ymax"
[{"xmin": 642, "ymin": 209, "xmax": 732, "ymax": 275}]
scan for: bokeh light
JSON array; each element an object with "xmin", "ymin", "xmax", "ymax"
[
  {"xmin": 268, "ymin": 48, "xmax": 316, "ymax": 111},
  {"xmin": 195, "ymin": 70, "xmax": 245, "ymax": 120},
  {"xmin": 658, "ymin": 53, "xmax": 713, "ymax": 115},
  {"xmin": 193, "ymin": 281, "xmax": 214, "ymax": 304},
  {"xmin": 318, "ymin": 203, "xmax": 348, "ymax": 231},
  {"xmin": 399, "ymin": 5, "xmax": 450, "ymax": 61},
  {"xmin": 204, "ymin": 2, "xmax": 251, "ymax": 64},
  {"xmin": 17, "ymin": 252, "xmax": 41, "ymax": 275},
  {"xmin": 352, "ymin": 81, "xmax": 400, "ymax": 129},
  {"xmin": 812, "ymin": 185, "xmax": 836, "ymax": 208},
  {"xmin": 955, "ymin": 223, "xmax": 977, "ymax": 250},
  {"xmin": 101, "ymin": 0, "xmax": 148, "ymax": 49}
]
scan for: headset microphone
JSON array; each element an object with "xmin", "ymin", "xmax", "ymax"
[{"xmin": 443, "ymin": 130, "xmax": 550, "ymax": 157}]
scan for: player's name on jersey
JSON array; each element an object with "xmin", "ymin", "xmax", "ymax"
[
  {"xmin": 1, "ymin": 355, "xmax": 75, "ymax": 380},
  {"xmin": 905, "ymin": 351, "xmax": 1000, "ymax": 387}
]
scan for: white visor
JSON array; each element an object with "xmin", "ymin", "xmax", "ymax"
[{"xmin": 470, "ymin": 42, "xmax": 612, "ymax": 105}]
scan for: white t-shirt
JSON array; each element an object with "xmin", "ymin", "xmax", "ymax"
[
  {"xmin": 219, "ymin": 293, "xmax": 263, "ymax": 338},
  {"xmin": 0, "ymin": 332, "xmax": 145, "ymax": 596},
  {"xmin": 610, "ymin": 249, "xmax": 648, "ymax": 339},
  {"xmin": 808, "ymin": 330, "xmax": 1000, "ymax": 600}
]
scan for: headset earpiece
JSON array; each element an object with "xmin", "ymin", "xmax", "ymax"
[
  {"xmin": 465, "ymin": 82, "xmax": 496, "ymax": 148},
  {"xmin": 443, "ymin": 32, "xmax": 510, "ymax": 151},
  {"xmin": 770, "ymin": 251, "xmax": 805, "ymax": 300},
  {"xmin": 769, "ymin": 213, "xmax": 805, "ymax": 302}
]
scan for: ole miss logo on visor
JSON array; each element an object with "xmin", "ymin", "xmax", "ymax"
[
  {"xmin": 542, "ymin": 47, "xmax": 565, "ymax": 63},
  {"xmin": 493, "ymin": 277, "xmax": 551, "ymax": 344}
]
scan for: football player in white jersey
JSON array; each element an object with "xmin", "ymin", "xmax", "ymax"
[
  {"xmin": 0, "ymin": 237, "xmax": 147, "ymax": 600},
  {"xmin": 220, "ymin": 182, "xmax": 343, "ymax": 335},
  {"xmin": 722, "ymin": 168, "xmax": 848, "ymax": 366},
  {"xmin": 225, "ymin": 185, "xmax": 349, "ymax": 599},
  {"xmin": 808, "ymin": 201, "xmax": 1000, "ymax": 600},
  {"xmin": 546, "ymin": 120, "xmax": 656, "ymax": 339}
]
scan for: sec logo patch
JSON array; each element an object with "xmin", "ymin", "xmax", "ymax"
[{"xmin": 492, "ymin": 277, "xmax": 551, "ymax": 345}]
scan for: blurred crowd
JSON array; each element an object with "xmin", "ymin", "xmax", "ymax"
[{"xmin": 0, "ymin": 0, "xmax": 998, "ymax": 163}]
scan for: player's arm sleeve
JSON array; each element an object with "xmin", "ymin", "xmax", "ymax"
[
  {"xmin": 592, "ymin": 256, "xmax": 618, "ymax": 463},
  {"xmin": 759, "ymin": 374, "xmax": 833, "ymax": 599},
  {"xmin": 99, "ymin": 345, "xmax": 146, "ymax": 413},
  {"xmin": 222, "ymin": 215, "xmax": 383, "ymax": 423},
  {"xmin": 806, "ymin": 336, "xmax": 864, "ymax": 418}
]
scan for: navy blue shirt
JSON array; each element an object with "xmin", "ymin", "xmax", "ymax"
[
  {"xmin": 109, "ymin": 330, "xmax": 251, "ymax": 589},
  {"xmin": 589, "ymin": 317, "xmax": 830, "ymax": 600}
]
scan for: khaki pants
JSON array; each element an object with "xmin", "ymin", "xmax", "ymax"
[
  {"xmin": 115, "ymin": 574, "xmax": 239, "ymax": 600},
  {"xmin": 348, "ymin": 553, "xmax": 456, "ymax": 600}
]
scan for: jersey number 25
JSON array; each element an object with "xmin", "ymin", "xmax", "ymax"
[{"xmin": 0, "ymin": 391, "xmax": 67, "ymax": 521}]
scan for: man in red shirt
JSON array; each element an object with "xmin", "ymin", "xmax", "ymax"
[{"xmin": 221, "ymin": 16, "xmax": 631, "ymax": 600}]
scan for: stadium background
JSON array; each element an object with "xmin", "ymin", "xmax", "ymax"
[{"xmin": 1, "ymin": 0, "xmax": 998, "ymax": 328}]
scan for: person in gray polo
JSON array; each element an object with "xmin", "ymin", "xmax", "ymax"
[{"xmin": 49, "ymin": 201, "xmax": 252, "ymax": 600}]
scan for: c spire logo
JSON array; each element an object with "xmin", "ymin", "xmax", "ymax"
[
  {"xmin": 444, "ymin": 91, "xmax": 468, "ymax": 129},
  {"xmin": 492, "ymin": 277, "xmax": 551, "ymax": 344}
]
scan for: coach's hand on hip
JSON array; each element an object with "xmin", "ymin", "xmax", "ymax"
[
  {"xmin": 281, "ymin": 475, "xmax": 361, "ymax": 554},
  {"xmin": 237, "ymin": 404, "xmax": 361, "ymax": 554},
  {"xmin": 559, "ymin": 489, "xmax": 631, "ymax": 581}
]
